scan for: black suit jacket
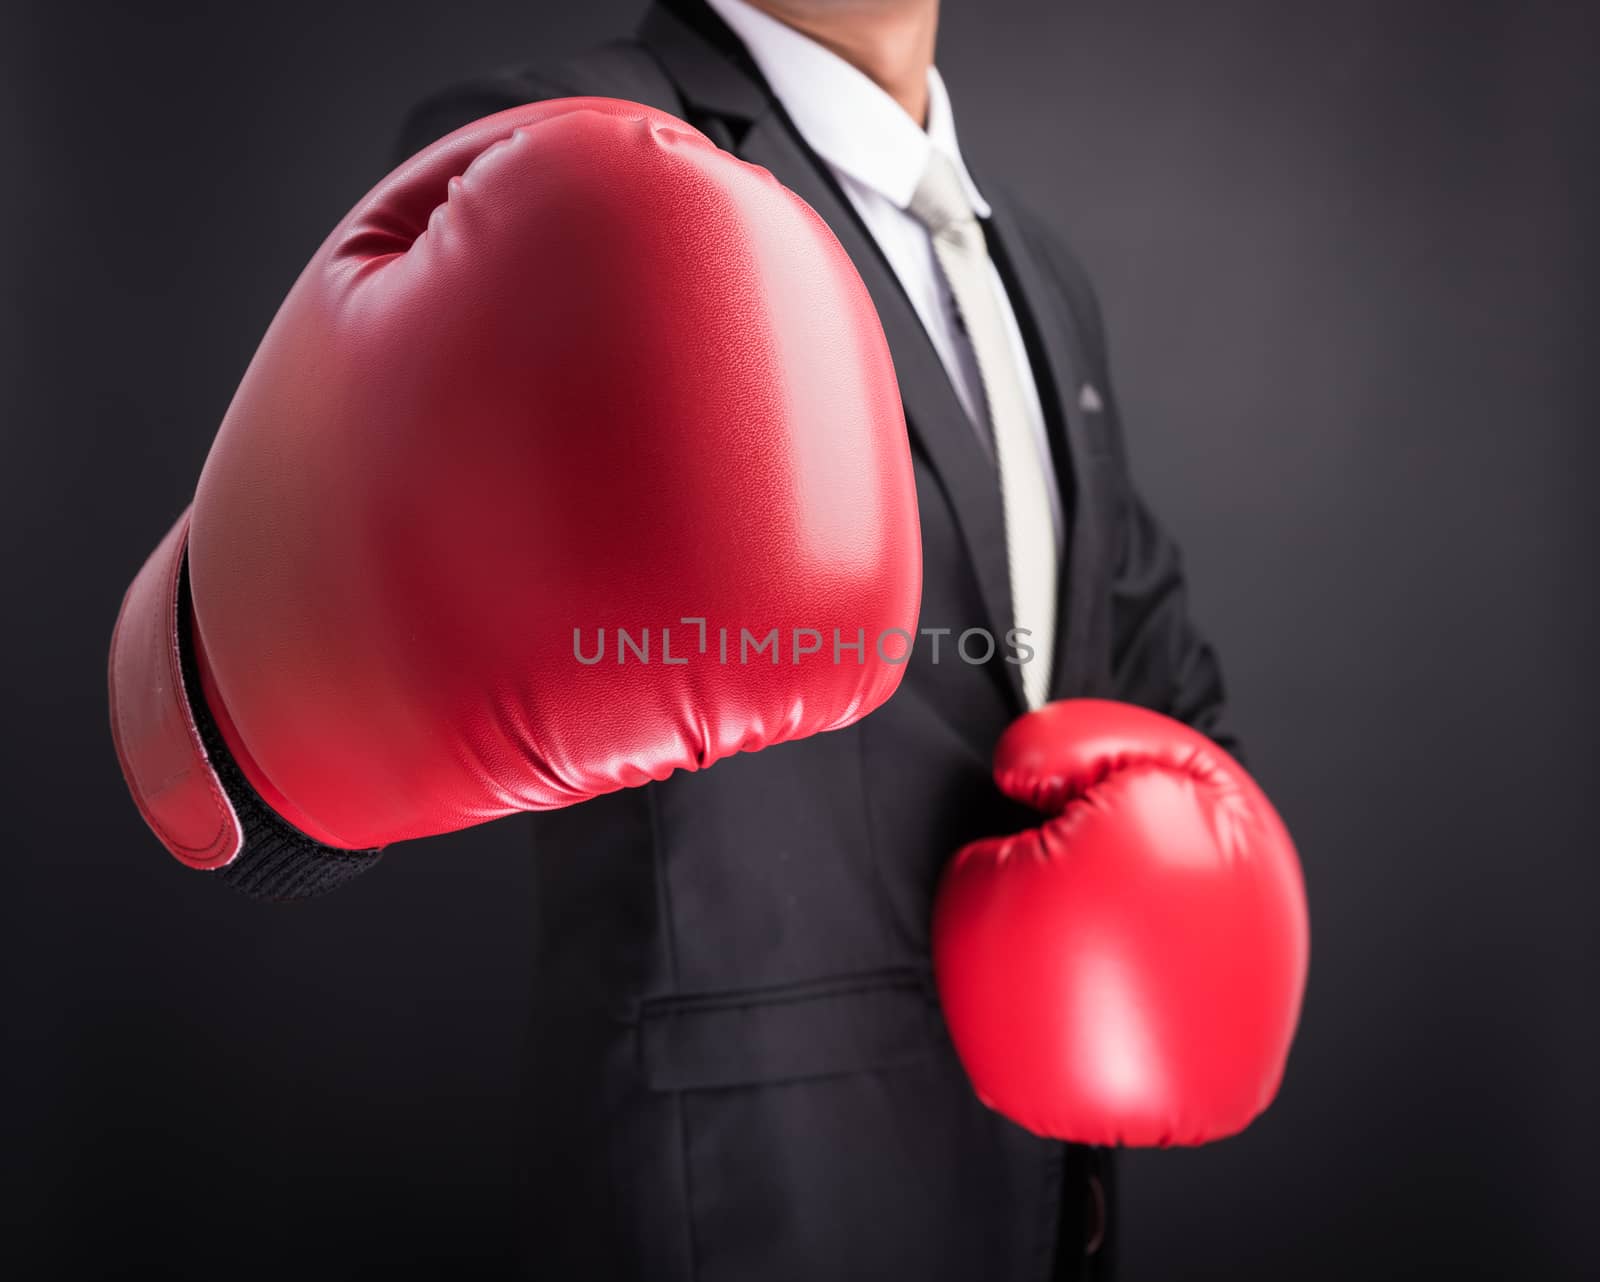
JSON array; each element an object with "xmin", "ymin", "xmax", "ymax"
[{"xmin": 386, "ymin": 4, "xmax": 1234, "ymax": 1279}]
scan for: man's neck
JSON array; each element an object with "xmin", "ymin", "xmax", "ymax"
[{"xmin": 738, "ymin": 0, "xmax": 939, "ymax": 125}]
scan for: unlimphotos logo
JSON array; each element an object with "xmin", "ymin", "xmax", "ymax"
[{"xmin": 573, "ymin": 618, "xmax": 1037, "ymax": 668}]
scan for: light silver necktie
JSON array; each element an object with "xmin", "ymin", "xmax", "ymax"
[{"xmin": 909, "ymin": 151, "xmax": 1057, "ymax": 707}]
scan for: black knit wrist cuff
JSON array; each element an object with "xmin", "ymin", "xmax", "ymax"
[{"xmin": 177, "ymin": 559, "xmax": 383, "ymax": 902}]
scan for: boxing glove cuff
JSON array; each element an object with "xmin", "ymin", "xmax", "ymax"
[{"xmin": 109, "ymin": 510, "xmax": 381, "ymax": 900}]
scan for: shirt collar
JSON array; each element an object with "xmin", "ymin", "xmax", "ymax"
[{"xmin": 703, "ymin": 0, "xmax": 991, "ymax": 218}]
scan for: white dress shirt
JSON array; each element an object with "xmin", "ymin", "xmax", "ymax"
[{"xmin": 704, "ymin": 0, "xmax": 1065, "ymax": 556}]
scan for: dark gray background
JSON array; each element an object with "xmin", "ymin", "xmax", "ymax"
[{"xmin": 5, "ymin": 0, "xmax": 1595, "ymax": 1277}]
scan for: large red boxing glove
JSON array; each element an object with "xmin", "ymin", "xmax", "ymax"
[
  {"xmin": 932, "ymin": 700, "xmax": 1308, "ymax": 1146},
  {"xmin": 109, "ymin": 98, "xmax": 920, "ymax": 866}
]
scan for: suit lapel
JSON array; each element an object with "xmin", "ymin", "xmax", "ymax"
[{"xmin": 639, "ymin": 4, "xmax": 1023, "ymax": 705}]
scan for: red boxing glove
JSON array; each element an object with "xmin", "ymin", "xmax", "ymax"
[
  {"xmin": 109, "ymin": 98, "xmax": 920, "ymax": 864},
  {"xmin": 932, "ymin": 700, "xmax": 1309, "ymax": 1146}
]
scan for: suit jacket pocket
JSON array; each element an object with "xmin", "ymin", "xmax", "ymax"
[
  {"xmin": 638, "ymin": 967, "xmax": 1048, "ymax": 1282},
  {"xmin": 638, "ymin": 967, "xmax": 940, "ymax": 1092}
]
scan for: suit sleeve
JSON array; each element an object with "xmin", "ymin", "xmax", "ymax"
[
  {"xmin": 1100, "ymin": 399, "xmax": 1238, "ymax": 756},
  {"xmin": 1020, "ymin": 215, "xmax": 1239, "ymax": 756},
  {"xmin": 395, "ymin": 69, "xmax": 573, "ymax": 162}
]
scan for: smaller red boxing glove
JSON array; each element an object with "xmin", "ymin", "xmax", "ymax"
[{"xmin": 932, "ymin": 700, "xmax": 1309, "ymax": 1146}]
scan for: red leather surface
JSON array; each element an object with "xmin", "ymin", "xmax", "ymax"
[
  {"xmin": 108, "ymin": 509, "xmax": 242, "ymax": 868},
  {"xmin": 179, "ymin": 98, "xmax": 920, "ymax": 851},
  {"xmin": 933, "ymin": 700, "xmax": 1309, "ymax": 1146}
]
